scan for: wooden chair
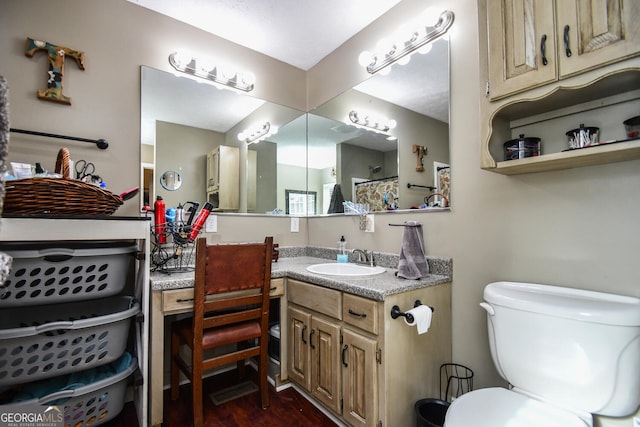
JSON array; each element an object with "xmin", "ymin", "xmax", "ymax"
[{"xmin": 170, "ymin": 236, "xmax": 273, "ymax": 427}]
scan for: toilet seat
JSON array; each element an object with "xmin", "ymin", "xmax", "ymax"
[{"xmin": 444, "ymin": 387, "xmax": 589, "ymax": 427}]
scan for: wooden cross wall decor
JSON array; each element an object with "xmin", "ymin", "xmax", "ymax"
[{"xmin": 24, "ymin": 37, "xmax": 86, "ymax": 105}]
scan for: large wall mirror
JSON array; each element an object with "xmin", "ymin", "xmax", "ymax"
[
  {"xmin": 140, "ymin": 66, "xmax": 305, "ymax": 214},
  {"xmin": 308, "ymin": 37, "xmax": 450, "ymax": 213},
  {"xmin": 140, "ymin": 36, "xmax": 449, "ymax": 216}
]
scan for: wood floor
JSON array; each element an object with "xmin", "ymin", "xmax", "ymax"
[{"xmin": 104, "ymin": 368, "xmax": 339, "ymax": 427}]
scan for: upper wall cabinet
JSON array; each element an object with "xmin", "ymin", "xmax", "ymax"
[
  {"xmin": 480, "ymin": 0, "xmax": 640, "ymax": 174},
  {"xmin": 488, "ymin": 0, "xmax": 640, "ymax": 101}
]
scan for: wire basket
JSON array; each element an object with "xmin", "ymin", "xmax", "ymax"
[
  {"xmin": 3, "ymin": 148, "xmax": 123, "ymax": 216},
  {"xmin": 6, "ymin": 355, "xmax": 137, "ymax": 427},
  {"xmin": 0, "ymin": 296, "xmax": 140, "ymax": 386},
  {"xmin": 0, "ymin": 241, "xmax": 137, "ymax": 307}
]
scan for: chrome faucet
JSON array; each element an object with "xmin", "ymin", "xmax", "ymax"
[{"xmin": 352, "ymin": 249, "xmax": 376, "ymax": 267}]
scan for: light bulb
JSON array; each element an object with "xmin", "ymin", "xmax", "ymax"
[
  {"xmin": 387, "ymin": 120, "xmax": 397, "ymax": 129},
  {"xmin": 241, "ymin": 72, "xmax": 256, "ymax": 86},
  {"xmin": 418, "ymin": 44, "xmax": 433, "ymax": 55},
  {"xmin": 396, "ymin": 55, "xmax": 411, "ymax": 66},
  {"xmin": 378, "ymin": 66, "xmax": 392, "ymax": 76},
  {"xmin": 172, "ymin": 52, "xmax": 192, "ymax": 70},
  {"xmin": 358, "ymin": 51, "xmax": 374, "ymax": 67}
]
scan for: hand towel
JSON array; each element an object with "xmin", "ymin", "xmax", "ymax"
[
  {"xmin": 396, "ymin": 221, "xmax": 429, "ymax": 279},
  {"xmin": 327, "ymin": 184, "xmax": 345, "ymax": 213}
]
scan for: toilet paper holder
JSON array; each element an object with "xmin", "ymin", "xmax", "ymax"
[{"xmin": 390, "ymin": 299, "xmax": 434, "ymax": 323}]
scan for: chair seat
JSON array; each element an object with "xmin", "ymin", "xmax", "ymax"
[{"xmin": 174, "ymin": 318, "xmax": 262, "ymax": 350}]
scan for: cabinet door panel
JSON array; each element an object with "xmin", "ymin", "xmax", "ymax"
[
  {"xmin": 557, "ymin": 0, "xmax": 640, "ymax": 77},
  {"xmin": 310, "ymin": 316, "xmax": 341, "ymax": 413},
  {"xmin": 342, "ymin": 329, "xmax": 378, "ymax": 427},
  {"xmin": 488, "ymin": 0, "xmax": 557, "ymax": 100},
  {"xmin": 287, "ymin": 306, "xmax": 311, "ymax": 390}
]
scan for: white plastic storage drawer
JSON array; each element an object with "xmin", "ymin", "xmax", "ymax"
[
  {"xmin": 0, "ymin": 296, "xmax": 140, "ymax": 386},
  {"xmin": 0, "ymin": 241, "xmax": 137, "ymax": 307}
]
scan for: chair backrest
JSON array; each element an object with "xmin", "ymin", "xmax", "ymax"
[{"xmin": 193, "ymin": 236, "xmax": 273, "ymax": 333}]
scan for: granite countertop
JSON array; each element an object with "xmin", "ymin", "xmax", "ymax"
[{"xmin": 150, "ymin": 249, "xmax": 452, "ymax": 301}]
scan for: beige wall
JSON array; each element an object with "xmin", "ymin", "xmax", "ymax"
[{"xmin": 2, "ymin": 1, "xmax": 639, "ymax": 425}]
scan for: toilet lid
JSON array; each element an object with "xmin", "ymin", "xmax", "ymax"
[{"xmin": 444, "ymin": 388, "xmax": 588, "ymax": 427}]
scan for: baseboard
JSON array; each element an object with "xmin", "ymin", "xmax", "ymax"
[{"xmin": 289, "ymin": 383, "xmax": 347, "ymax": 427}]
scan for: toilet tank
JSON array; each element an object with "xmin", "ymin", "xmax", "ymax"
[{"xmin": 482, "ymin": 281, "xmax": 640, "ymax": 417}]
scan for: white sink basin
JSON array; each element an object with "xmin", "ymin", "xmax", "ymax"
[{"xmin": 306, "ymin": 263, "xmax": 385, "ymax": 277}]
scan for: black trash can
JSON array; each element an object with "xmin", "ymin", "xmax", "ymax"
[{"xmin": 415, "ymin": 398, "xmax": 450, "ymax": 427}]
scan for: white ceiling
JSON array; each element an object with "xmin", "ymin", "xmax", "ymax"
[{"xmin": 127, "ymin": 0, "xmax": 403, "ymax": 70}]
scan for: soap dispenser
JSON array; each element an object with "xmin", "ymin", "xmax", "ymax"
[{"xmin": 337, "ymin": 236, "xmax": 348, "ymax": 263}]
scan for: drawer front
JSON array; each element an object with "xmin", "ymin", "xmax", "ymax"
[
  {"xmin": 342, "ymin": 293, "xmax": 378, "ymax": 335},
  {"xmin": 162, "ymin": 279, "xmax": 283, "ymax": 313},
  {"xmin": 269, "ymin": 278, "xmax": 284, "ymax": 297},
  {"xmin": 163, "ymin": 288, "xmax": 194, "ymax": 313},
  {"xmin": 288, "ymin": 279, "xmax": 342, "ymax": 320}
]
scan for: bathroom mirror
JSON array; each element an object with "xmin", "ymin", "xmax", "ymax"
[
  {"xmin": 140, "ymin": 35, "xmax": 449, "ymax": 214},
  {"xmin": 308, "ymin": 37, "xmax": 450, "ymax": 212},
  {"xmin": 160, "ymin": 170, "xmax": 183, "ymax": 191},
  {"xmin": 140, "ymin": 66, "xmax": 305, "ymax": 213}
]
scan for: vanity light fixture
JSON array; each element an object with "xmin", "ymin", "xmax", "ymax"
[
  {"xmin": 168, "ymin": 52, "xmax": 255, "ymax": 92},
  {"xmin": 238, "ymin": 121, "xmax": 278, "ymax": 144},
  {"xmin": 348, "ymin": 110, "xmax": 397, "ymax": 139},
  {"xmin": 359, "ymin": 9, "xmax": 454, "ymax": 75}
]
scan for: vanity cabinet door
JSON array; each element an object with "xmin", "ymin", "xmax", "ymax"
[
  {"xmin": 487, "ymin": 0, "xmax": 557, "ymax": 100},
  {"xmin": 287, "ymin": 306, "xmax": 312, "ymax": 391},
  {"xmin": 342, "ymin": 329, "xmax": 379, "ymax": 427},
  {"xmin": 310, "ymin": 316, "xmax": 342, "ymax": 414},
  {"xmin": 556, "ymin": 0, "xmax": 640, "ymax": 78}
]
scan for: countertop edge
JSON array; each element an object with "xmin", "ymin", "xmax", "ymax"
[{"xmin": 151, "ymin": 256, "xmax": 452, "ymax": 301}]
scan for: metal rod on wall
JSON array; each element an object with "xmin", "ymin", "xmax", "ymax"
[
  {"xmin": 10, "ymin": 128, "xmax": 109, "ymax": 149},
  {"xmin": 407, "ymin": 183, "xmax": 436, "ymax": 190},
  {"xmin": 355, "ymin": 175, "xmax": 399, "ymax": 185}
]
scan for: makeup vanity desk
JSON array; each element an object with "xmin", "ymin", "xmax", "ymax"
[{"xmin": 149, "ymin": 254, "xmax": 452, "ymax": 427}]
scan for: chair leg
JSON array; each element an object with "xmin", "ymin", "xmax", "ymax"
[
  {"xmin": 259, "ymin": 343, "xmax": 269, "ymax": 409},
  {"xmin": 192, "ymin": 374, "xmax": 203, "ymax": 427},
  {"xmin": 192, "ymin": 346, "xmax": 204, "ymax": 427},
  {"xmin": 237, "ymin": 341, "xmax": 247, "ymax": 379},
  {"xmin": 170, "ymin": 329, "xmax": 180, "ymax": 401}
]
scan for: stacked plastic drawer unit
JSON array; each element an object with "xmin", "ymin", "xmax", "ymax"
[{"xmin": 0, "ymin": 241, "xmax": 140, "ymax": 427}]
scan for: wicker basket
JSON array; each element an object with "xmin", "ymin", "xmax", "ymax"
[{"xmin": 3, "ymin": 148, "xmax": 123, "ymax": 216}]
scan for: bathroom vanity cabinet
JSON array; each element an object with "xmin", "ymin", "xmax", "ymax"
[
  {"xmin": 206, "ymin": 145, "xmax": 239, "ymax": 210},
  {"xmin": 480, "ymin": 0, "xmax": 640, "ymax": 174},
  {"xmin": 286, "ymin": 278, "xmax": 451, "ymax": 427}
]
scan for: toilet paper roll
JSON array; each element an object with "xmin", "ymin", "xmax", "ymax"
[{"xmin": 404, "ymin": 305, "xmax": 433, "ymax": 334}]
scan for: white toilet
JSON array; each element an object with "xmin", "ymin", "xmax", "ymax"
[{"xmin": 445, "ymin": 281, "xmax": 640, "ymax": 427}]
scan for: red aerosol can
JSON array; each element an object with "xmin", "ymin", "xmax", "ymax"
[
  {"xmin": 188, "ymin": 202, "xmax": 213, "ymax": 242},
  {"xmin": 154, "ymin": 196, "xmax": 167, "ymax": 243}
]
